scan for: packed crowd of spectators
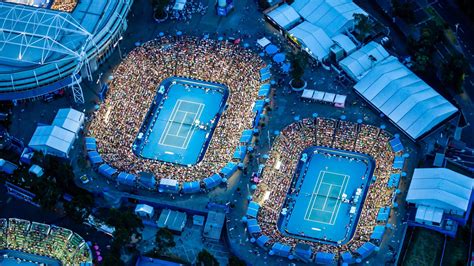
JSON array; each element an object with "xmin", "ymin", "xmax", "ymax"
[
  {"xmin": 88, "ymin": 36, "xmax": 265, "ymax": 183},
  {"xmin": 0, "ymin": 218, "xmax": 92, "ymax": 264},
  {"xmin": 51, "ymin": 0, "xmax": 77, "ymax": 12},
  {"xmin": 252, "ymin": 117, "xmax": 398, "ymax": 257}
]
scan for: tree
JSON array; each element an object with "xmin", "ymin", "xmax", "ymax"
[
  {"xmin": 197, "ymin": 249, "xmax": 219, "ymax": 266},
  {"xmin": 353, "ymin": 13, "xmax": 371, "ymax": 41},
  {"xmin": 64, "ymin": 192, "xmax": 94, "ymax": 223},
  {"xmin": 155, "ymin": 228, "xmax": 176, "ymax": 255},
  {"xmin": 228, "ymin": 254, "xmax": 246, "ymax": 266},
  {"xmin": 392, "ymin": 0, "xmax": 416, "ymax": 23},
  {"xmin": 257, "ymin": 0, "xmax": 270, "ymax": 10},
  {"xmin": 105, "ymin": 208, "xmax": 144, "ymax": 250},
  {"xmin": 441, "ymin": 53, "xmax": 469, "ymax": 93},
  {"xmin": 150, "ymin": 0, "xmax": 169, "ymax": 19},
  {"xmin": 290, "ymin": 52, "xmax": 307, "ymax": 88},
  {"xmin": 30, "ymin": 176, "xmax": 61, "ymax": 210},
  {"xmin": 407, "ymin": 21, "xmax": 443, "ymax": 73}
]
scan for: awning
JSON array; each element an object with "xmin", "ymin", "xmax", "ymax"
[
  {"xmin": 117, "ymin": 172, "xmax": 136, "ymax": 186},
  {"xmin": 256, "ymin": 235, "xmax": 270, "ymax": 248},
  {"xmin": 98, "ymin": 164, "xmax": 117, "ymax": 178},
  {"xmin": 183, "ymin": 181, "xmax": 200, "ymax": 193},
  {"xmin": 247, "ymin": 218, "xmax": 261, "ymax": 234},
  {"xmin": 87, "ymin": 151, "xmax": 103, "ymax": 165},
  {"xmin": 220, "ymin": 162, "xmax": 238, "ymax": 178},
  {"xmin": 388, "ymin": 173, "xmax": 401, "ymax": 188},
  {"xmin": 356, "ymin": 242, "xmax": 377, "ymax": 259},
  {"xmin": 239, "ymin": 130, "xmax": 254, "ymax": 145},
  {"xmin": 315, "ymin": 252, "xmax": 335, "ymax": 264},
  {"xmin": 393, "ymin": 156, "xmax": 405, "ymax": 169},
  {"xmin": 258, "ymin": 83, "xmax": 271, "ymax": 97},
  {"xmin": 233, "ymin": 146, "xmax": 247, "ymax": 161},
  {"xmin": 203, "ymin": 173, "xmax": 222, "ymax": 189},
  {"xmin": 256, "ymin": 37, "xmax": 271, "ymax": 48},
  {"xmin": 246, "ymin": 201, "xmax": 260, "ymax": 218},
  {"xmin": 85, "ymin": 137, "xmax": 97, "ymax": 151},
  {"xmin": 370, "ymin": 225, "xmax": 386, "ymax": 241},
  {"xmin": 389, "ymin": 137, "xmax": 404, "ymax": 153},
  {"xmin": 376, "ymin": 207, "xmax": 391, "ymax": 223}
]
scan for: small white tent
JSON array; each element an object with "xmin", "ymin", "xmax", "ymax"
[
  {"xmin": 29, "ymin": 126, "xmax": 75, "ymax": 158},
  {"xmin": 52, "ymin": 108, "xmax": 85, "ymax": 136}
]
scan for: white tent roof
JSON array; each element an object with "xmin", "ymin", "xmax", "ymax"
[
  {"xmin": 135, "ymin": 204, "xmax": 154, "ymax": 216},
  {"xmin": 173, "ymin": 0, "xmax": 187, "ymax": 10},
  {"xmin": 339, "ymin": 41, "xmax": 390, "ymax": 81},
  {"xmin": 267, "ymin": 3, "xmax": 301, "ymax": 30},
  {"xmin": 302, "ymin": 89, "xmax": 314, "ymax": 99},
  {"xmin": 334, "ymin": 94, "xmax": 347, "ymax": 105},
  {"xmin": 52, "ymin": 108, "xmax": 85, "ymax": 135},
  {"xmin": 289, "ymin": 21, "xmax": 333, "ymax": 60},
  {"xmin": 415, "ymin": 205, "xmax": 444, "ymax": 224},
  {"xmin": 29, "ymin": 125, "xmax": 75, "ymax": 156},
  {"xmin": 332, "ymin": 34, "xmax": 357, "ymax": 54},
  {"xmin": 160, "ymin": 178, "xmax": 178, "ymax": 187},
  {"xmin": 354, "ymin": 57, "xmax": 458, "ymax": 139},
  {"xmin": 257, "ymin": 37, "xmax": 271, "ymax": 48},
  {"xmin": 406, "ymin": 168, "xmax": 474, "ymax": 213},
  {"xmin": 291, "ymin": 0, "xmax": 367, "ymax": 36}
]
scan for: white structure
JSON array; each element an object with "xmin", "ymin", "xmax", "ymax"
[
  {"xmin": 135, "ymin": 204, "xmax": 155, "ymax": 219},
  {"xmin": 406, "ymin": 168, "xmax": 474, "ymax": 217},
  {"xmin": 265, "ymin": 0, "xmax": 367, "ymax": 62},
  {"xmin": 291, "ymin": 0, "xmax": 367, "ymax": 36},
  {"xmin": 28, "ymin": 126, "xmax": 75, "ymax": 158},
  {"xmin": 266, "ymin": 3, "xmax": 301, "ymax": 30},
  {"xmin": 52, "ymin": 108, "xmax": 85, "ymax": 136},
  {"xmin": 173, "ymin": 0, "xmax": 187, "ymax": 10},
  {"xmin": 256, "ymin": 37, "xmax": 271, "ymax": 48},
  {"xmin": 354, "ymin": 56, "xmax": 458, "ymax": 140},
  {"xmin": 28, "ymin": 164, "xmax": 44, "ymax": 177},
  {"xmin": 339, "ymin": 41, "xmax": 390, "ymax": 81},
  {"xmin": 289, "ymin": 21, "xmax": 333, "ymax": 61},
  {"xmin": 331, "ymin": 34, "xmax": 357, "ymax": 54}
]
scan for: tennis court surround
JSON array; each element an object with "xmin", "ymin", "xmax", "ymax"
[
  {"xmin": 279, "ymin": 147, "xmax": 374, "ymax": 245},
  {"xmin": 133, "ymin": 77, "xmax": 229, "ymax": 166}
]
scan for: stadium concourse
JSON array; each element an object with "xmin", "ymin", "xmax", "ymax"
[
  {"xmin": 245, "ymin": 117, "xmax": 403, "ymax": 263},
  {"xmin": 0, "ymin": 218, "xmax": 92, "ymax": 265},
  {"xmin": 87, "ymin": 36, "xmax": 269, "ymax": 191}
]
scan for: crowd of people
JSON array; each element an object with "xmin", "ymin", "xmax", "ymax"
[
  {"xmin": 0, "ymin": 218, "xmax": 92, "ymax": 264},
  {"xmin": 252, "ymin": 117, "xmax": 399, "ymax": 258},
  {"xmin": 51, "ymin": 0, "xmax": 77, "ymax": 12},
  {"xmin": 88, "ymin": 36, "xmax": 266, "ymax": 184}
]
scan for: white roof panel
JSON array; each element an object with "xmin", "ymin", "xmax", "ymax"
[
  {"xmin": 267, "ymin": 3, "xmax": 301, "ymax": 30},
  {"xmin": 354, "ymin": 56, "xmax": 458, "ymax": 139},
  {"xmin": 289, "ymin": 21, "xmax": 333, "ymax": 60}
]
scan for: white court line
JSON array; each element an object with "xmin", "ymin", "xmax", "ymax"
[
  {"xmin": 159, "ymin": 100, "xmax": 204, "ymax": 149},
  {"xmin": 181, "ymin": 103, "xmax": 204, "ymax": 149},
  {"xmin": 159, "ymin": 100, "xmax": 184, "ymax": 147},
  {"xmin": 304, "ymin": 170, "xmax": 323, "ymax": 221},
  {"xmin": 329, "ymin": 174, "xmax": 349, "ymax": 225}
]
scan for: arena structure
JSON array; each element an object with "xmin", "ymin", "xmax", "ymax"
[
  {"xmin": 0, "ymin": 218, "xmax": 93, "ymax": 265},
  {"xmin": 0, "ymin": 0, "xmax": 133, "ymax": 102},
  {"xmin": 245, "ymin": 117, "xmax": 405, "ymax": 264},
  {"xmin": 87, "ymin": 36, "xmax": 270, "ymax": 192}
]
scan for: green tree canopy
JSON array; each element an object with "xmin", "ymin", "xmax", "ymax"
[
  {"xmin": 197, "ymin": 249, "xmax": 219, "ymax": 266},
  {"xmin": 155, "ymin": 228, "xmax": 176, "ymax": 255}
]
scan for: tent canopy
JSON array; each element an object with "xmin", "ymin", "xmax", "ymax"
[
  {"xmin": 29, "ymin": 125, "xmax": 75, "ymax": 157},
  {"xmin": 415, "ymin": 205, "xmax": 444, "ymax": 224},
  {"xmin": 257, "ymin": 37, "xmax": 271, "ymax": 48},
  {"xmin": 203, "ymin": 173, "xmax": 222, "ymax": 189},
  {"xmin": 289, "ymin": 21, "xmax": 333, "ymax": 61},
  {"xmin": 356, "ymin": 242, "xmax": 377, "ymax": 259},
  {"xmin": 389, "ymin": 137, "xmax": 404, "ymax": 153},
  {"xmin": 370, "ymin": 225, "xmax": 386, "ymax": 240},
  {"xmin": 257, "ymin": 235, "xmax": 270, "ymax": 248},
  {"xmin": 332, "ymin": 34, "xmax": 356, "ymax": 54},
  {"xmin": 406, "ymin": 168, "xmax": 474, "ymax": 213},
  {"xmin": 339, "ymin": 41, "xmax": 390, "ymax": 81},
  {"xmin": 271, "ymin": 242, "xmax": 291, "ymax": 257},
  {"xmin": 354, "ymin": 56, "xmax": 458, "ymax": 140},
  {"xmin": 135, "ymin": 204, "xmax": 154, "ymax": 217},
  {"xmin": 87, "ymin": 151, "xmax": 103, "ymax": 165},
  {"xmin": 98, "ymin": 164, "xmax": 117, "ymax": 178},
  {"xmin": 315, "ymin": 252, "xmax": 335, "ymax": 264},
  {"xmin": 220, "ymin": 162, "xmax": 238, "ymax": 178},
  {"xmin": 266, "ymin": 3, "xmax": 301, "ymax": 30},
  {"xmin": 247, "ymin": 218, "xmax": 261, "ymax": 234},
  {"xmin": 246, "ymin": 201, "xmax": 260, "ymax": 218},
  {"xmin": 117, "ymin": 172, "xmax": 136, "ymax": 186},
  {"xmin": 52, "ymin": 108, "xmax": 85, "ymax": 135},
  {"xmin": 85, "ymin": 137, "xmax": 97, "ymax": 151}
]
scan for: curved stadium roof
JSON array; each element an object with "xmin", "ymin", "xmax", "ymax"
[{"xmin": 0, "ymin": 0, "xmax": 133, "ymax": 99}]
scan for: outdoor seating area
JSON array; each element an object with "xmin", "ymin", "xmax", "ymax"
[
  {"xmin": 243, "ymin": 116, "xmax": 407, "ymax": 262},
  {"xmin": 0, "ymin": 218, "xmax": 92, "ymax": 264},
  {"xmin": 87, "ymin": 35, "xmax": 271, "ymax": 193}
]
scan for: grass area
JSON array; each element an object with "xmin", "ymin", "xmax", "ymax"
[
  {"xmin": 443, "ymin": 224, "xmax": 471, "ymax": 266},
  {"xmin": 402, "ymin": 227, "xmax": 444, "ymax": 266}
]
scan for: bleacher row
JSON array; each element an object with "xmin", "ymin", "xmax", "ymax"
[
  {"xmin": 0, "ymin": 218, "xmax": 92, "ymax": 265},
  {"xmin": 246, "ymin": 117, "xmax": 406, "ymax": 264}
]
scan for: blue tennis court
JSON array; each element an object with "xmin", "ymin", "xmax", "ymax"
[
  {"xmin": 133, "ymin": 77, "xmax": 228, "ymax": 166},
  {"xmin": 279, "ymin": 147, "xmax": 374, "ymax": 245}
]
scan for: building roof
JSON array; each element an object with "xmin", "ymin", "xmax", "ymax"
[
  {"xmin": 406, "ymin": 168, "xmax": 474, "ymax": 213},
  {"xmin": 135, "ymin": 204, "xmax": 154, "ymax": 216},
  {"xmin": 267, "ymin": 3, "xmax": 301, "ymax": 30},
  {"xmin": 339, "ymin": 41, "xmax": 390, "ymax": 81},
  {"xmin": 203, "ymin": 211, "xmax": 225, "ymax": 240},
  {"xmin": 157, "ymin": 209, "xmax": 186, "ymax": 232},
  {"xmin": 354, "ymin": 56, "xmax": 458, "ymax": 139},
  {"xmin": 331, "ymin": 34, "xmax": 356, "ymax": 54},
  {"xmin": 289, "ymin": 21, "xmax": 333, "ymax": 60},
  {"xmin": 291, "ymin": 0, "xmax": 367, "ymax": 36},
  {"xmin": 29, "ymin": 125, "xmax": 75, "ymax": 156},
  {"xmin": 52, "ymin": 108, "xmax": 85, "ymax": 134}
]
